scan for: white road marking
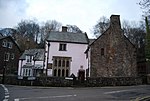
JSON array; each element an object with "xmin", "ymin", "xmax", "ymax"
[
  {"xmin": 0, "ymin": 84, "xmax": 9, "ymax": 101},
  {"xmin": 104, "ymin": 89, "xmax": 136, "ymax": 94},
  {"xmin": 14, "ymin": 94, "xmax": 76, "ymax": 100}
]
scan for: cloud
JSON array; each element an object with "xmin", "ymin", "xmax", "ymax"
[{"xmin": 0, "ymin": 0, "xmax": 28, "ymax": 28}]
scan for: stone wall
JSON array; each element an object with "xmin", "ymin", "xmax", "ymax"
[
  {"xmin": 0, "ymin": 76, "xmax": 73, "ymax": 87},
  {"xmin": 0, "ymin": 76, "xmax": 144, "ymax": 87},
  {"xmin": 85, "ymin": 77, "xmax": 143, "ymax": 87}
]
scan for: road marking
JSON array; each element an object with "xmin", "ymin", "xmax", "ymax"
[
  {"xmin": 14, "ymin": 94, "xmax": 77, "ymax": 100},
  {"xmin": 0, "ymin": 84, "xmax": 9, "ymax": 101},
  {"xmin": 104, "ymin": 89, "xmax": 136, "ymax": 94}
]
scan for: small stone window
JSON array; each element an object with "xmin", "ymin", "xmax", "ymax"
[{"xmin": 101, "ymin": 48, "xmax": 104, "ymax": 56}]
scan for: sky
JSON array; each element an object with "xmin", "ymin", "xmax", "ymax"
[{"xmin": 0, "ymin": 0, "xmax": 143, "ymax": 38}]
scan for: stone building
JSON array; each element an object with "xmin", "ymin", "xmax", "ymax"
[
  {"xmin": 89, "ymin": 15, "xmax": 137, "ymax": 77},
  {"xmin": 0, "ymin": 35, "xmax": 21, "ymax": 75}
]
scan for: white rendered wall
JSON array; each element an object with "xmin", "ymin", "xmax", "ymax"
[{"xmin": 45, "ymin": 41, "xmax": 88, "ymax": 77}]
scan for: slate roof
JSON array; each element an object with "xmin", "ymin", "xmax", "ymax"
[
  {"xmin": 46, "ymin": 31, "xmax": 89, "ymax": 44},
  {"xmin": 19, "ymin": 49, "xmax": 45, "ymax": 61}
]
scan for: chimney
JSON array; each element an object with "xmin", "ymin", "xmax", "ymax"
[
  {"xmin": 110, "ymin": 15, "xmax": 121, "ymax": 29},
  {"xmin": 62, "ymin": 26, "xmax": 67, "ymax": 32}
]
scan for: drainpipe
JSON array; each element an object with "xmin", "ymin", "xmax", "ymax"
[{"xmin": 46, "ymin": 42, "xmax": 50, "ymax": 76}]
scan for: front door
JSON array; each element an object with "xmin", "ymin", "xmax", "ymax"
[{"xmin": 78, "ymin": 70, "xmax": 85, "ymax": 82}]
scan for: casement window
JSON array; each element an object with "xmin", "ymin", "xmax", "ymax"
[
  {"xmin": 2, "ymin": 40, "xmax": 7, "ymax": 47},
  {"xmin": 101, "ymin": 48, "xmax": 104, "ymax": 56},
  {"xmin": 59, "ymin": 43, "xmax": 67, "ymax": 51},
  {"xmin": 8, "ymin": 42, "xmax": 12, "ymax": 48},
  {"xmin": 4, "ymin": 53, "xmax": 10, "ymax": 61},
  {"xmin": 26, "ymin": 56, "xmax": 32, "ymax": 63},
  {"xmin": 23, "ymin": 68, "xmax": 32, "ymax": 77}
]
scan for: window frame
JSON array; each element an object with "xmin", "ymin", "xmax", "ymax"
[
  {"xmin": 59, "ymin": 43, "xmax": 67, "ymax": 51},
  {"xmin": 8, "ymin": 42, "xmax": 12, "ymax": 48},
  {"xmin": 2, "ymin": 40, "xmax": 7, "ymax": 47},
  {"xmin": 26, "ymin": 55, "xmax": 32, "ymax": 63},
  {"xmin": 4, "ymin": 52, "xmax": 10, "ymax": 61},
  {"xmin": 11, "ymin": 53, "xmax": 15, "ymax": 60}
]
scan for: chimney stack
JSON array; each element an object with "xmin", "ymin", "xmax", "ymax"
[
  {"xmin": 62, "ymin": 26, "xmax": 67, "ymax": 32},
  {"xmin": 110, "ymin": 15, "xmax": 121, "ymax": 29}
]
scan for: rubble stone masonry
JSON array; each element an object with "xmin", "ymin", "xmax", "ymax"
[{"xmin": 90, "ymin": 15, "xmax": 137, "ymax": 77}]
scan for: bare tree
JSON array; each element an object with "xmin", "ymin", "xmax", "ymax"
[
  {"xmin": 15, "ymin": 19, "xmax": 40, "ymax": 44},
  {"xmin": 93, "ymin": 16, "xmax": 110, "ymax": 37},
  {"xmin": 66, "ymin": 25, "xmax": 83, "ymax": 33},
  {"xmin": 40, "ymin": 20, "xmax": 62, "ymax": 44},
  {"xmin": 122, "ymin": 20, "xmax": 145, "ymax": 48},
  {"xmin": 139, "ymin": 0, "xmax": 150, "ymax": 15}
]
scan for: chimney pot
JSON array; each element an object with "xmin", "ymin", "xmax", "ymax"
[{"xmin": 62, "ymin": 26, "xmax": 67, "ymax": 32}]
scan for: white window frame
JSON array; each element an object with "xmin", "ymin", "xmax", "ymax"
[
  {"xmin": 59, "ymin": 43, "xmax": 67, "ymax": 51},
  {"xmin": 11, "ymin": 53, "xmax": 14, "ymax": 60},
  {"xmin": 4, "ymin": 52, "xmax": 10, "ymax": 61},
  {"xmin": 2, "ymin": 40, "xmax": 7, "ymax": 47},
  {"xmin": 8, "ymin": 42, "xmax": 12, "ymax": 48},
  {"xmin": 26, "ymin": 56, "xmax": 32, "ymax": 63},
  {"xmin": 23, "ymin": 68, "xmax": 32, "ymax": 77}
]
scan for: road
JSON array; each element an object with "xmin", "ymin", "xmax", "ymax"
[
  {"xmin": 0, "ymin": 85, "xmax": 150, "ymax": 101},
  {"xmin": 0, "ymin": 84, "xmax": 5, "ymax": 101}
]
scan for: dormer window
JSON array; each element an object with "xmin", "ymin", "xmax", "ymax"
[
  {"xmin": 2, "ymin": 40, "xmax": 7, "ymax": 47},
  {"xmin": 59, "ymin": 43, "xmax": 67, "ymax": 51},
  {"xmin": 26, "ymin": 55, "xmax": 32, "ymax": 63}
]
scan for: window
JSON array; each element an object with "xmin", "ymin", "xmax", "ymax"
[
  {"xmin": 2, "ymin": 40, "xmax": 7, "ymax": 47},
  {"xmin": 58, "ymin": 69, "xmax": 61, "ymax": 77},
  {"xmin": 11, "ymin": 53, "xmax": 14, "ymax": 60},
  {"xmin": 101, "ymin": 48, "xmax": 104, "ymax": 56},
  {"xmin": 58, "ymin": 60, "xmax": 61, "ymax": 67},
  {"xmin": 66, "ymin": 60, "xmax": 70, "ymax": 67},
  {"xmin": 23, "ymin": 69, "xmax": 32, "ymax": 76},
  {"xmin": 62, "ymin": 60, "xmax": 65, "ymax": 67},
  {"xmin": 26, "ymin": 56, "xmax": 32, "ymax": 63},
  {"xmin": 62, "ymin": 69, "xmax": 65, "ymax": 77},
  {"xmin": 54, "ymin": 59, "xmax": 57, "ymax": 67},
  {"xmin": 54, "ymin": 69, "xmax": 57, "ymax": 76},
  {"xmin": 8, "ymin": 42, "xmax": 12, "ymax": 48},
  {"xmin": 59, "ymin": 43, "xmax": 67, "ymax": 51},
  {"xmin": 53, "ymin": 57, "xmax": 71, "ymax": 77},
  {"xmin": 4, "ymin": 53, "xmax": 10, "ymax": 61},
  {"xmin": 66, "ymin": 69, "xmax": 69, "ymax": 77}
]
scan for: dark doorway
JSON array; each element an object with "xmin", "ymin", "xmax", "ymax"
[{"xmin": 78, "ymin": 69, "xmax": 85, "ymax": 83}]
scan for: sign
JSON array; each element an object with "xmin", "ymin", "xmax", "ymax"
[
  {"xmin": 27, "ymin": 77, "xmax": 36, "ymax": 80},
  {"xmin": 65, "ymin": 77, "xmax": 73, "ymax": 80},
  {"xmin": 18, "ymin": 76, "xmax": 23, "ymax": 80}
]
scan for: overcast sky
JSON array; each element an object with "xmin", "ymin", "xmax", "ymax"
[{"xmin": 0, "ymin": 0, "xmax": 143, "ymax": 38}]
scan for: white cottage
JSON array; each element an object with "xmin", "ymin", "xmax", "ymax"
[
  {"xmin": 44, "ymin": 27, "xmax": 89, "ymax": 78},
  {"xmin": 18, "ymin": 49, "xmax": 45, "ymax": 78}
]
